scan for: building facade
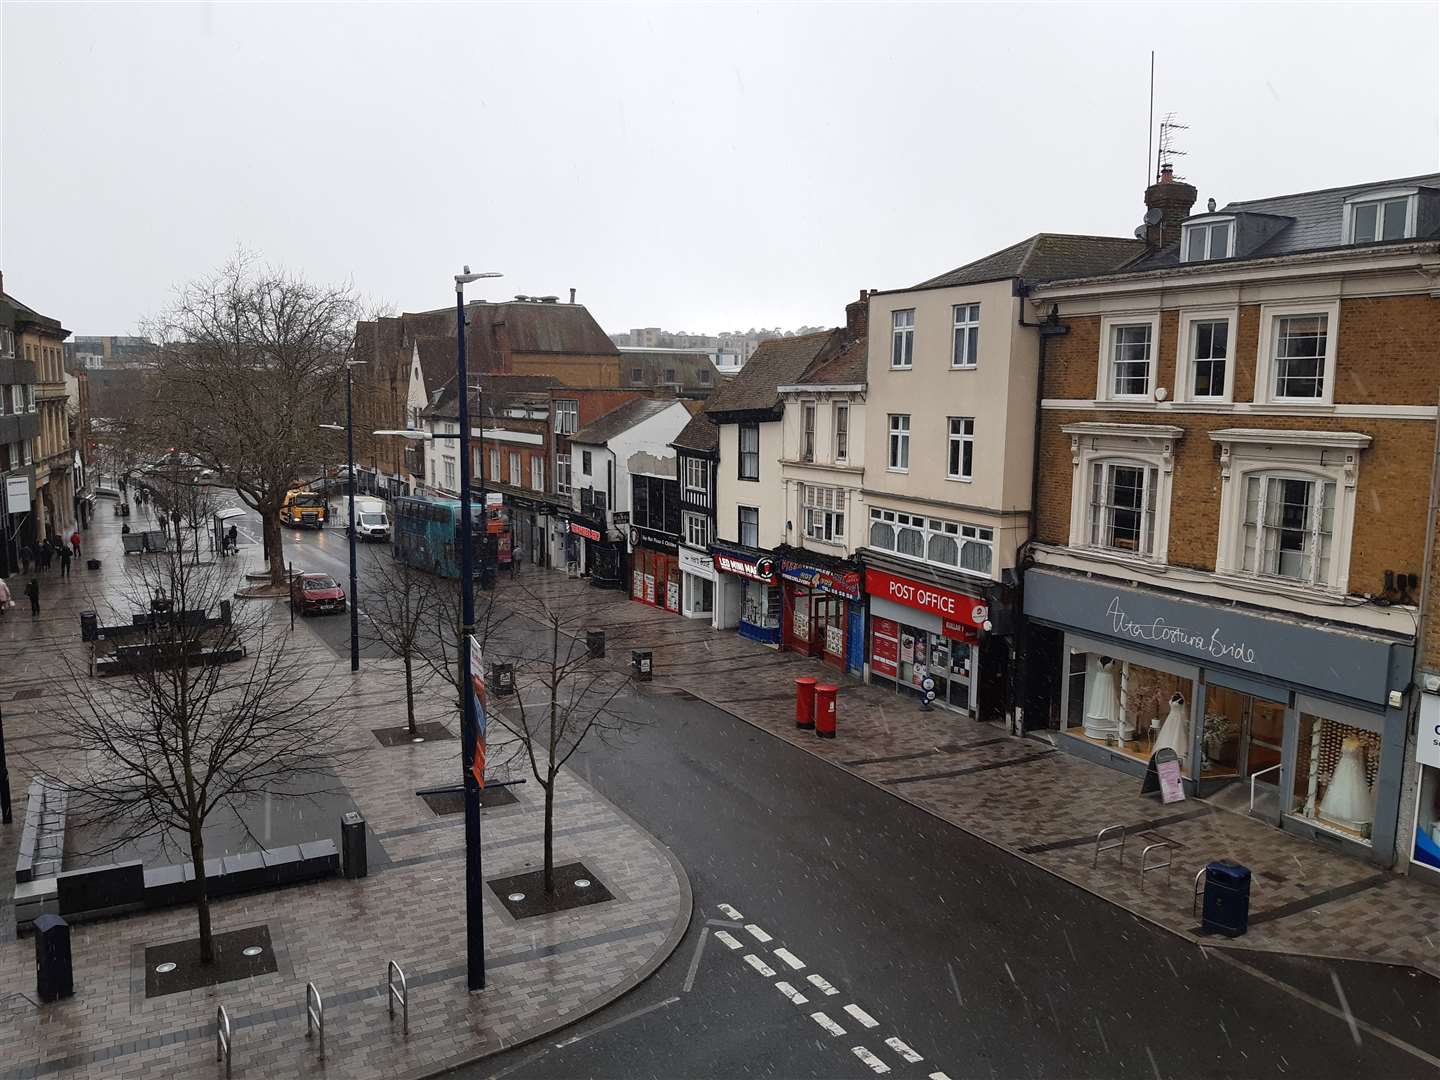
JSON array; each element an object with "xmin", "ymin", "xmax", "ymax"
[
  {"xmin": 9, "ymin": 290, "xmax": 73, "ymax": 542},
  {"xmin": 1024, "ymin": 169, "xmax": 1440, "ymax": 870},
  {"xmin": 672, "ymin": 412, "xmax": 719, "ymax": 621},
  {"xmin": 0, "ymin": 286, "xmax": 38, "ymax": 577}
]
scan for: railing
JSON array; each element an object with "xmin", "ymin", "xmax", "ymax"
[
  {"xmin": 1139, "ymin": 843, "xmax": 1173, "ymax": 892},
  {"xmin": 305, "ymin": 981, "xmax": 324, "ymax": 1060},
  {"xmin": 387, "ymin": 960, "xmax": 409, "ymax": 1036},
  {"xmin": 1192, "ymin": 866, "xmax": 1208, "ymax": 918},
  {"xmin": 216, "ymin": 1005, "xmax": 232, "ymax": 1077},
  {"xmin": 1093, "ymin": 824, "xmax": 1125, "ymax": 868},
  {"xmin": 1249, "ymin": 764, "xmax": 1282, "ymax": 813}
]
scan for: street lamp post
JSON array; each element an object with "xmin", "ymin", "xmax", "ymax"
[{"xmin": 320, "ymin": 359, "xmax": 368, "ymax": 673}]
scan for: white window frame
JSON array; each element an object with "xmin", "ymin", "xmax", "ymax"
[
  {"xmin": 508, "ymin": 452, "xmax": 521, "ymax": 487},
  {"xmin": 1087, "ymin": 459, "xmax": 1158, "ymax": 557},
  {"xmin": 444, "ymin": 458, "xmax": 457, "ymax": 491},
  {"xmin": 801, "ymin": 484, "xmax": 846, "ymax": 544},
  {"xmin": 800, "ymin": 401, "xmax": 817, "ymax": 463},
  {"xmin": 1212, "ymin": 428, "xmax": 1369, "ymax": 596},
  {"xmin": 737, "ymin": 505, "xmax": 759, "ymax": 548},
  {"xmin": 867, "ymin": 506, "xmax": 993, "ymax": 578},
  {"xmin": 1175, "ymin": 307, "xmax": 1239, "ymax": 404},
  {"xmin": 1342, "ymin": 188, "xmax": 1418, "ymax": 245},
  {"xmin": 488, "ymin": 448, "xmax": 500, "ymax": 481},
  {"xmin": 951, "ymin": 303, "xmax": 980, "ymax": 369},
  {"xmin": 555, "ymin": 453, "xmax": 572, "ymax": 495},
  {"xmin": 683, "ymin": 510, "xmax": 711, "ymax": 548},
  {"xmin": 890, "ymin": 309, "xmax": 915, "ymax": 369},
  {"xmin": 1064, "ymin": 422, "xmax": 1182, "ymax": 566},
  {"xmin": 554, "ymin": 399, "xmax": 578, "ymax": 434},
  {"xmin": 887, "ymin": 414, "xmax": 910, "ymax": 472},
  {"xmin": 1254, "ymin": 301, "xmax": 1340, "ymax": 407},
  {"xmin": 1180, "ymin": 216, "xmax": 1236, "ymax": 262},
  {"xmin": 531, "ymin": 456, "xmax": 544, "ymax": 492},
  {"xmin": 833, "ymin": 402, "xmax": 849, "ymax": 464},
  {"xmin": 581, "ymin": 450, "xmax": 593, "ymax": 476},
  {"xmin": 1096, "ymin": 313, "xmax": 1161, "ymax": 403},
  {"xmin": 738, "ymin": 423, "xmax": 760, "ymax": 481},
  {"xmin": 685, "ymin": 457, "xmax": 707, "ymax": 495},
  {"xmin": 947, "ymin": 416, "xmax": 974, "ymax": 481}
]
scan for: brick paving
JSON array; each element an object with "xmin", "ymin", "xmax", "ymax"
[
  {"xmin": 502, "ymin": 566, "xmax": 1440, "ymax": 978},
  {"xmin": 0, "ymin": 515, "xmax": 691, "ymax": 1080}
]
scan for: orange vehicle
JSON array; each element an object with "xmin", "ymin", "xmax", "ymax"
[{"xmin": 279, "ymin": 488, "xmax": 327, "ymax": 528}]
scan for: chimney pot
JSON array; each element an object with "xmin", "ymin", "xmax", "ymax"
[
  {"xmin": 569, "ymin": 288, "xmax": 576, "ymax": 304},
  {"xmin": 1160, "ymin": 163, "xmax": 1174, "ymax": 183}
]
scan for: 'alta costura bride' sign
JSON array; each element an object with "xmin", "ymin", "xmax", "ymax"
[{"xmin": 1105, "ymin": 597, "xmax": 1257, "ymax": 667}]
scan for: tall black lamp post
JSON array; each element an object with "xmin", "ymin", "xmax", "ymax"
[{"xmin": 320, "ymin": 358, "xmax": 368, "ymax": 672}]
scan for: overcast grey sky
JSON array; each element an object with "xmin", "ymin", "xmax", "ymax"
[{"xmin": 4, "ymin": 2, "xmax": 1437, "ymax": 338}]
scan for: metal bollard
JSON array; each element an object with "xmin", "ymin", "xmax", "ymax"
[{"xmin": 305, "ymin": 981, "xmax": 324, "ymax": 1060}]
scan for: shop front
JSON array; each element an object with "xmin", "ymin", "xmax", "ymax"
[
  {"xmin": 864, "ymin": 564, "xmax": 988, "ymax": 714},
  {"xmin": 777, "ymin": 550, "xmax": 864, "ymax": 673},
  {"xmin": 631, "ymin": 529, "xmax": 682, "ymax": 614},
  {"xmin": 1411, "ymin": 693, "xmax": 1440, "ymax": 881},
  {"xmin": 678, "ymin": 544, "xmax": 715, "ymax": 621},
  {"xmin": 711, "ymin": 546, "xmax": 780, "ymax": 646},
  {"xmin": 564, "ymin": 513, "xmax": 625, "ymax": 589},
  {"xmin": 1026, "ymin": 568, "xmax": 1414, "ymax": 865}
]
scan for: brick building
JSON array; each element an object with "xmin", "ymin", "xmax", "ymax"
[
  {"xmin": 1022, "ymin": 168, "xmax": 1440, "ymax": 875},
  {"xmin": 6, "ymin": 287, "xmax": 73, "ymax": 543}
]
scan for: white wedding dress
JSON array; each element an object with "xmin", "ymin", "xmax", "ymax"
[
  {"xmin": 1152, "ymin": 693, "xmax": 1189, "ymax": 766},
  {"xmin": 1084, "ymin": 658, "xmax": 1121, "ymax": 739},
  {"xmin": 1319, "ymin": 737, "xmax": 1372, "ymax": 830}
]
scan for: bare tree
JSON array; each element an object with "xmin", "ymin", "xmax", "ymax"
[
  {"xmin": 140, "ymin": 252, "xmax": 363, "ymax": 586},
  {"xmin": 360, "ymin": 547, "xmax": 446, "ymax": 735},
  {"xmin": 53, "ymin": 542, "xmax": 355, "ymax": 964}
]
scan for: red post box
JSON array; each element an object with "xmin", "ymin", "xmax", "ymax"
[
  {"xmin": 814, "ymin": 684, "xmax": 838, "ymax": 738},
  {"xmin": 795, "ymin": 677, "xmax": 817, "ymax": 729}
]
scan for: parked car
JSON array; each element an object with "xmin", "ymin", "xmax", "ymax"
[{"xmin": 290, "ymin": 573, "xmax": 346, "ymax": 615}]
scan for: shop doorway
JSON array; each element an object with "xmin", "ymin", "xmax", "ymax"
[{"xmin": 1202, "ymin": 684, "xmax": 1286, "ymax": 785}]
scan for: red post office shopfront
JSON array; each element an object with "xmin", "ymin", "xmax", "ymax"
[
  {"xmin": 865, "ymin": 563, "xmax": 989, "ymax": 715},
  {"xmin": 777, "ymin": 548, "xmax": 865, "ymax": 674}
]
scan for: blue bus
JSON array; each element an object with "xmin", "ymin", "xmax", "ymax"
[{"xmin": 392, "ymin": 495, "xmax": 508, "ymax": 579}]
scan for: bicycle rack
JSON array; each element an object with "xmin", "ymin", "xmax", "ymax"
[
  {"xmin": 1094, "ymin": 824, "xmax": 1125, "ymax": 868},
  {"xmin": 1192, "ymin": 866, "xmax": 1207, "ymax": 917},
  {"xmin": 1139, "ymin": 843, "xmax": 1173, "ymax": 892},
  {"xmin": 387, "ymin": 960, "xmax": 409, "ymax": 1036},
  {"xmin": 305, "ymin": 981, "xmax": 325, "ymax": 1060},
  {"xmin": 216, "ymin": 1005, "xmax": 233, "ymax": 1078}
]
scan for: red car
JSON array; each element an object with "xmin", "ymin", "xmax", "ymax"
[{"xmin": 290, "ymin": 573, "xmax": 346, "ymax": 616}]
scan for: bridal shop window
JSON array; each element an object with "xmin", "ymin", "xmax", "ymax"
[
  {"xmin": 1064, "ymin": 649, "xmax": 1195, "ymax": 775},
  {"xmin": 1290, "ymin": 710, "xmax": 1382, "ymax": 843}
]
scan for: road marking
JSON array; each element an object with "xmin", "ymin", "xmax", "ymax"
[
  {"xmin": 744, "ymin": 923, "xmax": 772, "ymax": 943},
  {"xmin": 705, "ymin": 918, "xmax": 745, "ymax": 929},
  {"xmin": 717, "ymin": 903, "xmax": 744, "ymax": 920},
  {"xmin": 714, "ymin": 930, "xmax": 743, "ymax": 951},
  {"xmin": 773, "ymin": 947, "xmax": 806, "ymax": 971},
  {"xmin": 743, "ymin": 954, "xmax": 776, "ymax": 977},
  {"xmin": 682, "ymin": 929, "xmax": 709, "ymax": 994},
  {"xmin": 885, "ymin": 1037, "xmax": 923, "ymax": 1063},
  {"xmin": 844, "ymin": 1003, "xmax": 879, "ymax": 1029},
  {"xmin": 774, "ymin": 981, "xmax": 809, "ymax": 1005},
  {"xmin": 852, "ymin": 1046, "xmax": 890, "ymax": 1074},
  {"xmin": 929, "ymin": 1073, "xmax": 954, "ymax": 1080},
  {"xmin": 552, "ymin": 995, "xmax": 680, "ymax": 1048},
  {"xmin": 806, "ymin": 973, "xmax": 840, "ymax": 996},
  {"xmin": 810, "ymin": 1011, "xmax": 847, "ymax": 1037}
]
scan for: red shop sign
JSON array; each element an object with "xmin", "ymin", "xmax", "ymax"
[
  {"xmin": 569, "ymin": 522, "xmax": 601, "ymax": 541},
  {"xmin": 865, "ymin": 567, "xmax": 988, "ymax": 629}
]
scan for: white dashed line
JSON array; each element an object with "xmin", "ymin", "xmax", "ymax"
[
  {"xmin": 713, "ymin": 931, "xmax": 743, "ymax": 951},
  {"xmin": 806, "ymin": 973, "xmax": 840, "ymax": 996},
  {"xmin": 929, "ymin": 1072, "xmax": 954, "ymax": 1080},
  {"xmin": 810, "ymin": 1012, "xmax": 847, "ymax": 1037},
  {"xmin": 717, "ymin": 903, "xmax": 744, "ymax": 920},
  {"xmin": 852, "ymin": 1046, "xmax": 891, "ymax": 1074},
  {"xmin": 743, "ymin": 954, "xmax": 776, "ymax": 977},
  {"xmin": 743, "ymin": 923, "xmax": 772, "ymax": 943},
  {"xmin": 774, "ymin": 981, "xmax": 809, "ymax": 1005},
  {"xmin": 844, "ymin": 1004, "xmax": 879, "ymax": 1029},
  {"xmin": 885, "ymin": 1037, "xmax": 924, "ymax": 1063},
  {"xmin": 773, "ymin": 947, "xmax": 806, "ymax": 971}
]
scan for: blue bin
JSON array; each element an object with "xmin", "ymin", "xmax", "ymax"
[{"xmin": 1201, "ymin": 860, "xmax": 1251, "ymax": 937}]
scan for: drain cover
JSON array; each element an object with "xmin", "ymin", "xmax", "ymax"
[
  {"xmin": 242, "ymin": 946, "xmax": 264, "ymax": 957},
  {"xmin": 154, "ymin": 962, "xmax": 177, "ymax": 974},
  {"xmin": 574, "ymin": 878, "xmax": 592, "ymax": 888},
  {"xmin": 507, "ymin": 892, "xmax": 526, "ymax": 902}
]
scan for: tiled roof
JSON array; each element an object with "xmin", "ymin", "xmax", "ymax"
[
  {"xmin": 703, "ymin": 330, "xmax": 842, "ymax": 416},
  {"xmin": 424, "ymin": 373, "xmax": 564, "ymax": 418},
  {"xmin": 413, "ymin": 337, "xmax": 457, "ymax": 393},
  {"xmin": 912, "ymin": 234, "xmax": 1144, "ymax": 290},
  {"xmin": 2, "ymin": 292, "xmax": 67, "ymax": 336},
  {"xmin": 671, "ymin": 411, "xmax": 720, "ymax": 453},
  {"xmin": 570, "ymin": 396, "xmax": 683, "ymax": 445},
  {"xmin": 797, "ymin": 330, "xmax": 866, "ymax": 386}
]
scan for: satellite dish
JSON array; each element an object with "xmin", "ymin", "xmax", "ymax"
[
  {"xmin": 1144, "ymin": 207, "xmax": 1164, "ymax": 225},
  {"xmin": 1133, "ymin": 224, "xmax": 1147, "ymax": 239}
]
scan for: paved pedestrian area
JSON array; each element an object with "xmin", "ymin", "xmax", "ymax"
[
  {"xmin": 0, "ymin": 513, "xmax": 691, "ymax": 1080},
  {"xmin": 499, "ymin": 565, "xmax": 1440, "ymax": 979}
]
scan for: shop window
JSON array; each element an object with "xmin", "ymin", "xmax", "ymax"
[
  {"xmin": 1291, "ymin": 713, "xmax": 1382, "ymax": 843},
  {"xmin": 686, "ymin": 573, "xmax": 714, "ymax": 615},
  {"xmin": 1064, "ymin": 649, "xmax": 1195, "ymax": 774},
  {"xmin": 741, "ymin": 578, "xmax": 780, "ymax": 630}
]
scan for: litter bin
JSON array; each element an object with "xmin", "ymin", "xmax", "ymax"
[
  {"xmin": 587, "ymin": 630, "xmax": 606, "ymax": 659},
  {"xmin": 795, "ymin": 677, "xmax": 817, "ymax": 730},
  {"xmin": 814, "ymin": 684, "xmax": 838, "ymax": 739},
  {"xmin": 341, "ymin": 811, "xmax": 368, "ymax": 880},
  {"xmin": 79, "ymin": 611, "xmax": 98, "ymax": 642},
  {"xmin": 1201, "ymin": 859, "xmax": 1251, "ymax": 937},
  {"xmin": 34, "ymin": 914, "xmax": 74, "ymax": 1002},
  {"xmin": 632, "ymin": 649, "xmax": 653, "ymax": 681}
]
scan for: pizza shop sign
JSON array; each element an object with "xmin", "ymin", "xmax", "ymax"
[{"xmin": 865, "ymin": 567, "xmax": 987, "ymax": 630}]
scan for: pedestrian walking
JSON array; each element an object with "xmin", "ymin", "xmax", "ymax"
[
  {"xmin": 58, "ymin": 545, "xmax": 72, "ymax": 578},
  {"xmin": 157, "ymin": 512, "xmax": 169, "ymax": 538},
  {"xmin": 0, "ymin": 577, "xmax": 13, "ymax": 621},
  {"xmin": 19, "ymin": 544, "xmax": 32, "ymax": 574},
  {"xmin": 38, "ymin": 542, "xmax": 51, "ymax": 573},
  {"xmin": 226, "ymin": 524, "xmax": 239, "ymax": 556},
  {"xmin": 70, "ymin": 530, "xmax": 81, "ymax": 558},
  {"xmin": 24, "ymin": 578, "xmax": 39, "ymax": 617}
]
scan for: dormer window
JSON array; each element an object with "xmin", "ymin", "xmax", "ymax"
[
  {"xmin": 1344, "ymin": 189, "xmax": 1416, "ymax": 244},
  {"xmin": 1181, "ymin": 217, "xmax": 1234, "ymax": 262}
]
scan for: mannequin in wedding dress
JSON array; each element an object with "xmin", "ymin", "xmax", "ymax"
[
  {"xmin": 1319, "ymin": 736, "xmax": 1373, "ymax": 830},
  {"xmin": 1084, "ymin": 656, "xmax": 1121, "ymax": 739},
  {"xmin": 1151, "ymin": 692, "xmax": 1189, "ymax": 766}
]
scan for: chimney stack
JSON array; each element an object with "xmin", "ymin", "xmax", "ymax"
[
  {"xmin": 845, "ymin": 289, "xmax": 871, "ymax": 341},
  {"xmin": 1143, "ymin": 164, "xmax": 1197, "ymax": 251},
  {"xmin": 569, "ymin": 288, "xmax": 576, "ymax": 304}
]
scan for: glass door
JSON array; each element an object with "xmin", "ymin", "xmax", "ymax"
[{"xmin": 1203, "ymin": 684, "xmax": 1286, "ymax": 783}]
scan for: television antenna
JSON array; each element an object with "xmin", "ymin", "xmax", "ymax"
[{"xmin": 1156, "ymin": 112, "xmax": 1188, "ymax": 182}]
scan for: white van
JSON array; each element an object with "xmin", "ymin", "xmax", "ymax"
[{"xmin": 344, "ymin": 497, "xmax": 391, "ymax": 542}]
